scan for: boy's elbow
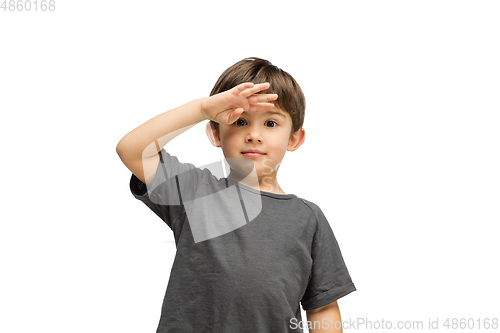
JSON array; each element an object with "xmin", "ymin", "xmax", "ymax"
[
  {"xmin": 116, "ymin": 134, "xmax": 132, "ymax": 157},
  {"xmin": 116, "ymin": 139, "xmax": 125, "ymax": 157},
  {"xmin": 116, "ymin": 137, "xmax": 133, "ymax": 162}
]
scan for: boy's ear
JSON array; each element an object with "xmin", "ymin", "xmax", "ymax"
[
  {"xmin": 287, "ymin": 127, "xmax": 305, "ymax": 152},
  {"xmin": 205, "ymin": 121, "xmax": 221, "ymax": 147}
]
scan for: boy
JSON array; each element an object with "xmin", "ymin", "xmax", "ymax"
[{"xmin": 116, "ymin": 57, "xmax": 356, "ymax": 332}]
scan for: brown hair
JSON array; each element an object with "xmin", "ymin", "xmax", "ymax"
[{"xmin": 209, "ymin": 57, "xmax": 305, "ymax": 136}]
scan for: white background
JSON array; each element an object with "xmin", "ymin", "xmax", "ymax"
[{"xmin": 1, "ymin": 1, "xmax": 499, "ymax": 332}]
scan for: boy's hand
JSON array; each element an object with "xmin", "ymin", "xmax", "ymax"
[{"xmin": 200, "ymin": 82, "xmax": 278, "ymax": 124}]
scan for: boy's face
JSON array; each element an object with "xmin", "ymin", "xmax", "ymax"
[{"xmin": 208, "ymin": 107, "xmax": 305, "ymax": 184}]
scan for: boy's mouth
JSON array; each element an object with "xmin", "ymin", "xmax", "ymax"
[
  {"xmin": 242, "ymin": 149, "xmax": 265, "ymax": 154},
  {"xmin": 241, "ymin": 150, "xmax": 266, "ymax": 158}
]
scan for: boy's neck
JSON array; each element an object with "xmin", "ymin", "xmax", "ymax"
[{"xmin": 227, "ymin": 172, "xmax": 286, "ymax": 195}]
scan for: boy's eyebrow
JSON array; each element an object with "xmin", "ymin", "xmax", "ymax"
[
  {"xmin": 242, "ymin": 110, "xmax": 287, "ymax": 118},
  {"xmin": 265, "ymin": 110, "xmax": 286, "ymax": 118}
]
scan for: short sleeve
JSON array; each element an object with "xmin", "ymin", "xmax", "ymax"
[
  {"xmin": 129, "ymin": 148, "xmax": 215, "ymax": 229},
  {"xmin": 300, "ymin": 207, "xmax": 356, "ymax": 311}
]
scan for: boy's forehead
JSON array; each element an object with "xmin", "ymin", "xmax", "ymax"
[{"xmin": 242, "ymin": 109, "xmax": 289, "ymax": 119}]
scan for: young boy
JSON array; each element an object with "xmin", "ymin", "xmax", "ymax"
[{"xmin": 116, "ymin": 57, "xmax": 356, "ymax": 332}]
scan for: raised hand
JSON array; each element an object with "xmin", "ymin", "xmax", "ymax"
[{"xmin": 200, "ymin": 82, "xmax": 278, "ymax": 125}]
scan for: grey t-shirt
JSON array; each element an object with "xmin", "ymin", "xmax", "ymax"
[{"xmin": 130, "ymin": 149, "xmax": 356, "ymax": 332}]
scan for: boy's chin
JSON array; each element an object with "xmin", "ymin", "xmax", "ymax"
[{"xmin": 225, "ymin": 158, "xmax": 257, "ymax": 179}]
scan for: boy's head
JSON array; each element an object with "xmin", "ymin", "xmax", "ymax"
[
  {"xmin": 209, "ymin": 57, "xmax": 305, "ymax": 137},
  {"xmin": 206, "ymin": 57, "xmax": 306, "ymax": 188}
]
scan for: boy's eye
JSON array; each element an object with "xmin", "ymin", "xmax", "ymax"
[
  {"xmin": 233, "ymin": 119, "xmax": 247, "ymax": 126},
  {"xmin": 232, "ymin": 119, "xmax": 278, "ymax": 127}
]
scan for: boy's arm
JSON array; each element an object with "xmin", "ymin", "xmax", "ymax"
[
  {"xmin": 116, "ymin": 98, "xmax": 207, "ymax": 185},
  {"xmin": 115, "ymin": 82, "xmax": 278, "ymax": 186},
  {"xmin": 306, "ymin": 301, "xmax": 343, "ymax": 333}
]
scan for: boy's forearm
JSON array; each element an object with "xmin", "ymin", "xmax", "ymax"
[{"xmin": 116, "ymin": 98, "xmax": 208, "ymax": 160}]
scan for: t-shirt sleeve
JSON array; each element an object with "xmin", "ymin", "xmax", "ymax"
[
  {"xmin": 129, "ymin": 148, "xmax": 215, "ymax": 229},
  {"xmin": 300, "ymin": 206, "xmax": 356, "ymax": 311}
]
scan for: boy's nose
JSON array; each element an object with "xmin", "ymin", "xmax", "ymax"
[{"xmin": 245, "ymin": 126, "xmax": 263, "ymax": 143}]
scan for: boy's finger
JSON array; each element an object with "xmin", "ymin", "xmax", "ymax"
[
  {"xmin": 251, "ymin": 82, "xmax": 271, "ymax": 93},
  {"xmin": 247, "ymin": 94, "xmax": 278, "ymax": 104},
  {"xmin": 240, "ymin": 82, "xmax": 270, "ymax": 97},
  {"xmin": 247, "ymin": 103, "xmax": 276, "ymax": 113},
  {"xmin": 234, "ymin": 82, "xmax": 255, "ymax": 93}
]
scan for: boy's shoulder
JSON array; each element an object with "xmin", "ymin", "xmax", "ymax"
[
  {"xmin": 292, "ymin": 195, "xmax": 322, "ymax": 213},
  {"xmin": 289, "ymin": 194, "xmax": 326, "ymax": 222}
]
